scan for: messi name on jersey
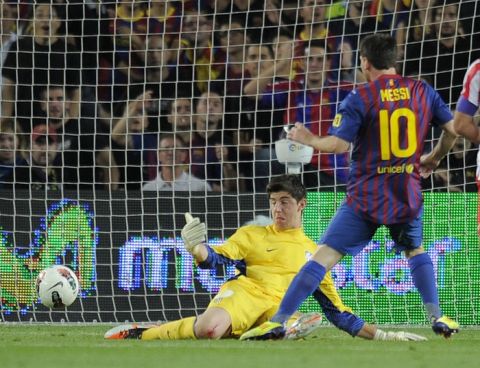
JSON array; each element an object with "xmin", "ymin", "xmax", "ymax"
[{"xmin": 380, "ymin": 87, "xmax": 411, "ymax": 102}]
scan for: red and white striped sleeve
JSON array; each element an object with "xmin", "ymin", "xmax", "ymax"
[{"xmin": 458, "ymin": 59, "xmax": 480, "ymax": 116}]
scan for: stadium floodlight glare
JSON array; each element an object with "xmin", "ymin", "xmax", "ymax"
[{"xmin": 275, "ymin": 139, "xmax": 314, "ymax": 174}]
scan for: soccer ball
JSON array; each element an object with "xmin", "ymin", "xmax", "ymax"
[{"xmin": 36, "ymin": 265, "xmax": 79, "ymax": 308}]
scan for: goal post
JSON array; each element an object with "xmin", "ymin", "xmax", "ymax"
[{"xmin": 0, "ymin": 1, "xmax": 479, "ymax": 326}]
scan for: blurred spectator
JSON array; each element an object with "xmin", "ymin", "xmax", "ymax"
[
  {"xmin": 111, "ymin": 91, "xmax": 158, "ymax": 190},
  {"xmin": 423, "ymin": 138, "xmax": 477, "ymax": 192},
  {"xmin": 179, "ymin": 10, "xmax": 225, "ymax": 94},
  {"xmin": 405, "ymin": 0, "xmax": 478, "ymax": 107},
  {"xmin": 331, "ymin": 1, "xmax": 376, "ymax": 46},
  {"xmin": 4, "ymin": 124, "xmax": 62, "ymax": 190},
  {"xmin": 191, "ymin": 91, "xmax": 238, "ymax": 192},
  {"xmin": 163, "ymin": 97, "xmax": 193, "ymax": 145},
  {"xmin": 50, "ymin": 1, "xmax": 104, "ymax": 90},
  {"xmin": 1, "ymin": 2, "xmax": 81, "ymax": 133},
  {"xmin": 102, "ymin": 0, "xmax": 184, "ymax": 113},
  {"xmin": 369, "ymin": 0, "xmax": 410, "ymax": 57},
  {"xmin": 245, "ymin": 39, "xmax": 351, "ymax": 191},
  {"xmin": 108, "ymin": 0, "xmax": 148, "ymax": 104},
  {"xmin": 370, "ymin": 0, "xmax": 412, "ymax": 33},
  {"xmin": 36, "ymin": 85, "xmax": 112, "ymax": 190},
  {"xmin": 216, "ymin": 15, "xmax": 249, "ymax": 97},
  {"xmin": 143, "ymin": 133, "xmax": 211, "ymax": 191},
  {"xmin": 243, "ymin": 32, "xmax": 294, "ymax": 98},
  {"xmin": 448, "ymin": 138, "xmax": 477, "ymax": 192},
  {"xmin": 297, "ymin": 0, "xmax": 330, "ymax": 41},
  {"xmin": 240, "ymin": 37, "xmax": 291, "ymax": 190},
  {"xmin": 0, "ymin": 119, "xmax": 26, "ymax": 185},
  {"xmin": 329, "ymin": 0, "xmax": 374, "ymax": 83},
  {"xmin": 399, "ymin": 0, "xmax": 437, "ymax": 68},
  {"xmin": 241, "ymin": 42, "xmax": 280, "ymax": 147},
  {"xmin": 146, "ymin": 0, "xmax": 182, "ymax": 40},
  {"xmin": 0, "ymin": 1, "xmax": 20, "ymax": 120},
  {"xmin": 262, "ymin": 0, "xmax": 300, "ymax": 39},
  {"xmin": 296, "ymin": 0, "xmax": 342, "ymax": 78},
  {"xmin": 199, "ymin": 0, "xmax": 264, "ymax": 40},
  {"xmin": 143, "ymin": 34, "xmax": 195, "ymax": 124}
]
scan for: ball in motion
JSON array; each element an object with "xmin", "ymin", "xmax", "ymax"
[{"xmin": 36, "ymin": 265, "xmax": 79, "ymax": 308}]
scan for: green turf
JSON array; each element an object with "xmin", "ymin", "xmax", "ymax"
[{"xmin": 0, "ymin": 325, "xmax": 478, "ymax": 368}]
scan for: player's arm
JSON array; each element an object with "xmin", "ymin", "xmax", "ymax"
[
  {"xmin": 312, "ymin": 288, "xmax": 427, "ymax": 341},
  {"xmin": 243, "ymin": 42, "xmax": 292, "ymax": 97},
  {"xmin": 454, "ymin": 110, "xmax": 480, "ymax": 144},
  {"xmin": 419, "ymin": 120, "xmax": 458, "ymax": 178},
  {"xmin": 180, "ymin": 213, "xmax": 235, "ymax": 268},
  {"xmin": 287, "ymin": 122, "xmax": 350, "ymax": 153},
  {"xmin": 180, "ymin": 213, "xmax": 209, "ymax": 262}
]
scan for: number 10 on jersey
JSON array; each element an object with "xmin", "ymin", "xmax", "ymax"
[{"xmin": 379, "ymin": 107, "xmax": 417, "ymax": 161}]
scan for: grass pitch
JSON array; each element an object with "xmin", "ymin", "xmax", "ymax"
[{"xmin": 0, "ymin": 325, "xmax": 478, "ymax": 368}]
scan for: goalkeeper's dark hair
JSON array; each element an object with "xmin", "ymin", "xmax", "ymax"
[
  {"xmin": 359, "ymin": 33, "xmax": 397, "ymax": 70},
  {"xmin": 266, "ymin": 174, "xmax": 306, "ymax": 202}
]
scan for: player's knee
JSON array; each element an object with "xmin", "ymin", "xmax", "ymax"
[{"xmin": 194, "ymin": 320, "xmax": 228, "ymax": 339}]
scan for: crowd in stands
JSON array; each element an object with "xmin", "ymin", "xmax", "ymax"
[{"xmin": 0, "ymin": 0, "xmax": 478, "ymax": 193}]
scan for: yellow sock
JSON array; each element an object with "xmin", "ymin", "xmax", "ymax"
[{"xmin": 141, "ymin": 317, "xmax": 197, "ymax": 340}]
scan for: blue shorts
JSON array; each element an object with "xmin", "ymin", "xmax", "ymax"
[{"xmin": 320, "ymin": 202, "xmax": 423, "ymax": 256}]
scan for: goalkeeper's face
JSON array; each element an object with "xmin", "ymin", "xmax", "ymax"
[{"xmin": 269, "ymin": 191, "xmax": 306, "ymax": 230}]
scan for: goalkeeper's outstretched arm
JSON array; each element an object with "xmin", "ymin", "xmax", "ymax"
[
  {"xmin": 180, "ymin": 213, "xmax": 233, "ymax": 268},
  {"xmin": 181, "ymin": 212, "xmax": 209, "ymax": 261},
  {"xmin": 312, "ymin": 290, "xmax": 427, "ymax": 341}
]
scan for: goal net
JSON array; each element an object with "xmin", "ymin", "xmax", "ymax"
[{"xmin": 0, "ymin": 0, "xmax": 479, "ymax": 326}]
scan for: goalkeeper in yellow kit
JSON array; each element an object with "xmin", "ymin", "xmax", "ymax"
[{"xmin": 105, "ymin": 174, "xmax": 426, "ymax": 341}]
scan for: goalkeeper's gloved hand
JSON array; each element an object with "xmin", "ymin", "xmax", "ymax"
[
  {"xmin": 374, "ymin": 329, "xmax": 428, "ymax": 341},
  {"xmin": 181, "ymin": 213, "xmax": 206, "ymax": 257}
]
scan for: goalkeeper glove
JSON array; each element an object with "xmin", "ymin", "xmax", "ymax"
[
  {"xmin": 181, "ymin": 213, "xmax": 206, "ymax": 257},
  {"xmin": 374, "ymin": 329, "xmax": 428, "ymax": 341}
]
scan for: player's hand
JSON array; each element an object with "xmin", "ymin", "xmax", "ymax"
[
  {"xmin": 375, "ymin": 329, "xmax": 428, "ymax": 341},
  {"xmin": 419, "ymin": 153, "xmax": 440, "ymax": 178},
  {"xmin": 286, "ymin": 122, "xmax": 314, "ymax": 146},
  {"xmin": 181, "ymin": 213, "xmax": 206, "ymax": 256}
]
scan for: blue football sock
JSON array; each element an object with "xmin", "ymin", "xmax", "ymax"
[
  {"xmin": 408, "ymin": 252, "xmax": 441, "ymax": 320},
  {"xmin": 271, "ymin": 261, "xmax": 326, "ymax": 324}
]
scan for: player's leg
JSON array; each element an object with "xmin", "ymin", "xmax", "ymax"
[
  {"xmin": 104, "ymin": 323, "xmax": 157, "ymax": 340},
  {"xmin": 284, "ymin": 312, "xmax": 323, "ymax": 340},
  {"xmin": 153, "ymin": 278, "xmax": 273, "ymax": 340},
  {"xmin": 389, "ymin": 212, "xmax": 459, "ymax": 337},
  {"xmin": 104, "ymin": 317, "xmax": 197, "ymax": 340},
  {"xmin": 262, "ymin": 245, "xmax": 342, "ymax": 326},
  {"xmin": 313, "ymin": 277, "xmax": 366, "ymax": 338},
  {"xmin": 240, "ymin": 204, "xmax": 376, "ymax": 340},
  {"xmin": 141, "ymin": 317, "xmax": 197, "ymax": 340},
  {"xmin": 270, "ymin": 203, "xmax": 375, "ymax": 325},
  {"xmin": 194, "ymin": 307, "xmax": 232, "ymax": 339},
  {"xmin": 142, "ymin": 282, "xmax": 241, "ymax": 340},
  {"xmin": 105, "ymin": 277, "xmax": 272, "ymax": 340},
  {"xmin": 206, "ymin": 277, "xmax": 280, "ymax": 339},
  {"xmin": 105, "ymin": 310, "xmax": 229, "ymax": 340}
]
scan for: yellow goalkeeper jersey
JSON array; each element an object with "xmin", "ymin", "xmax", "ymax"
[{"xmin": 211, "ymin": 224, "xmax": 328, "ymax": 299}]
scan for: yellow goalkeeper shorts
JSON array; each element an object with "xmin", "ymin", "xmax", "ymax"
[
  {"xmin": 207, "ymin": 272, "xmax": 348, "ymax": 337},
  {"xmin": 207, "ymin": 276, "xmax": 283, "ymax": 337}
]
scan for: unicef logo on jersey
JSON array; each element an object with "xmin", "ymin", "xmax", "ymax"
[{"xmin": 377, "ymin": 163, "xmax": 415, "ymax": 174}]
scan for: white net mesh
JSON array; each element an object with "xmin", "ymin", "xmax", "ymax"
[{"xmin": 0, "ymin": 0, "xmax": 479, "ymax": 325}]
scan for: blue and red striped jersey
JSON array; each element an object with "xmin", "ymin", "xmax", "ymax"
[
  {"xmin": 261, "ymin": 79, "xmax": 352, "ymax": 183},
  {"xmin": 329, "ymin": 74, "xmax": 453, "ymax": 224}
]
